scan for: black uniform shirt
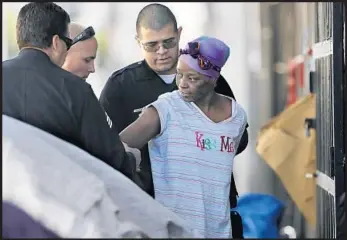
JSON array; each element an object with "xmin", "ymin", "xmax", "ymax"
[
  {"xmin": 2, "ymin": 48, "xmax": 136, "ymax": 180},
  {"xmin": 100, "ymin": 60, "xmax": 248, "ymax": 205}
]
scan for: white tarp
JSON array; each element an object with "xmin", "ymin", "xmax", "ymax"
[{"xmin": 2, "ymin": 114, "xmax": 199, "ymax": 238}]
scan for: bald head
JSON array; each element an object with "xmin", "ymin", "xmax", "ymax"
[
  {"xmin": 136, "ymin": 3, "xmax": 177, "ymax": 37},
  {"xmin": 62, "ymin": 22, "xmax": 98, "ymax": 80},
  {"xmin": 68, "ymin": 22, "xmax": 86, "ymax": 39}
]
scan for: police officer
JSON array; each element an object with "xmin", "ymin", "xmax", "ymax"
[
  {"xmin": 62, "ymin": 23, "xmax": 98, "ymax": 80},
  {"xmin": 99, "ymin": 3, "xmax": 248, "ymax": 204},
  {"xmin": 3, "ymin": 2, "xmax": 137, "ymax": 181}
]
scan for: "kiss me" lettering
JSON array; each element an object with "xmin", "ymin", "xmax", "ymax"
[{"xmin": 195, "ymin": 131, "xmax": 234, "ymax": 153}]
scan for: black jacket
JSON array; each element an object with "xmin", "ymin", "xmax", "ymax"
[
  {"xmin": 2, "ymin": 48, "xmax": 136, "ymax": 180},
  {"xmin": 99, "ymin": 60, "xmax": 249, "ymax": 206}
]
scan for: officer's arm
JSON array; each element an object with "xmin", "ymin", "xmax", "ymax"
[
  {"xmin": 120, "ymin": 106, "xmax": 160, "ymax": 149},
  {"xmin": 216, "ymin": 74, "xmax": 236, "ymax": 99},
  {"xmin": 236, "ymin": 130, "xmax": 248, "ymax": 154},
  {"xmin": 99, "ymin": 74, "xmax": 125, "ymax": 133},
  {"xmin": 80, "ymin": 86, "xmax": 136, "ymax": 180},
  {"xmin": 216, "ymin": 75, "xmax": 249, "ymax": 155}
]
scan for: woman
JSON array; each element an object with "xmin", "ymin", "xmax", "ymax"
[{"xmin": 120, "ymin": 36, "xmax": 248, "ymax": 238}]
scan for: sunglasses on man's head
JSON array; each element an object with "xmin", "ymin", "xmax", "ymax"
[
  {"xmin": 72, "ymin": 26, "xmax": 95, "ymax": 45},
  {"xmin": 59, "ymin": 35, "xmax": 73, "ymax": 50},
  {"xmin": 179, "ymin": 41, "xmax": 221, "ymax": 72},
  {"xmin": 140, "ymin": 37, "xmax": 178, "ymax": 52}
]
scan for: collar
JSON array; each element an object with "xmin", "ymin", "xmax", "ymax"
[
  {"xmin": 141, "ymin": 60, "xmax": 161, "ymax": 80},
  {"xmin": 140, "ymin": 60, "xmax": 177, "ymax": 89},
  {"xmin": 140, "ymin": 60, "xmax": 178, "ymax": 84},
  {"xmin": 18, "ymin": 48, "xmax": 52, "ymax": 63}
]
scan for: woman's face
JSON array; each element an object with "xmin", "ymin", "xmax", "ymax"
[{"xmin": 176, "ymin": 59, "xmax": 216, "ymax": 102}]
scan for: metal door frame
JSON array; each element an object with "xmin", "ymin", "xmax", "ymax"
[{"xmin": 314, "ymin": 2, "xmax": 346, "ymax": 238}]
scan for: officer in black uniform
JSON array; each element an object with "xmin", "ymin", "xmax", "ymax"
[
  {"xmin": 3, "ymin": 2, "xmax": 137, "ymax": 181},
  {"xmin": 99, "ymin": 4, "xmax": 248, "ymax": 207}
]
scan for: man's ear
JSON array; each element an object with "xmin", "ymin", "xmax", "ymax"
[
  {"xmin": 51, "ymin": 34, "xmax": 60, "ymax": 51},
  {"xmin": 177, "ymin": 26, "xmax": 183, "ymax": 41},
  {"xmin": 135, "ymin": 35, "xmax": 141, "ymax": 46}
]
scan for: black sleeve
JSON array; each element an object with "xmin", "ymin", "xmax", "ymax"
[
  {"xmin": 216, "ymin": 75, "xmax": 249, "ymax": 210},
  {"xmin": 216, "ymin": 75, "xmax": 249, "ymax": 155},
  {"xmin": 236, "ymin": 129, "xmax": 248, "ymax": 154},
  {"xmin": 215, "ymin": 75, "xmax": 235, "ymax": 99},
  {"xmin": 80, "ymin": 85, "xmax": 136, "ymax": 180},
  {"xmin": 99, "ymin": 74, "xmax": 126, "ymax": 134}
]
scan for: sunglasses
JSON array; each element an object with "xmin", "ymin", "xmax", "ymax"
[
  {"xmin": 140, "ymin": 37, "xmax": 178, "ymax": 52},
  {"xmin": 179, "ymin": 42, "xmax": 221, "ymax": 72},
  {"xmin": 58, "ymin": 35, "xmax": 73, "ymax": 50},
  {"xmin": 72, "ymin": 26, "xmax": 95, "ymax": 45}
]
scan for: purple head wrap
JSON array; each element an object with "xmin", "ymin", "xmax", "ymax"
[{"xmin": 178, "ymin": 36, "xmax": 230, "ymax": 79}]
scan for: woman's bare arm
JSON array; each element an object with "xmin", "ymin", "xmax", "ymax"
[{"xmin": 120, "ymin": 106, "xmax": 161, "ymax": 149}]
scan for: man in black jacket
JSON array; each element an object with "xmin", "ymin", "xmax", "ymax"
[
  {"xmin": 99, "ymin": 3, "xmax": 248, "ymax": 208},
  {"xmin": 2, "ymin": 2, "xmax": 137, "ymax": 181}
]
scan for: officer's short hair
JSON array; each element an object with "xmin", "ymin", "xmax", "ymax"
[
  {"xmin": 16, "ymin": 2, "xmax": 70, "ymax": 50},
  {"xmin": 136, "ymin": 3, "xmax": 177, "ymax": 37}
]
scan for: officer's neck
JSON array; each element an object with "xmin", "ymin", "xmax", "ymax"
[
  {"xmin": 154, "ymin": 63, "xmax": 177, "ymax": 75},
  {"xmin": 21, "ymin": 46, "xmax": 49, "ymax": 55},
  {"xmin": 20, "ymin": 46, "xmax": 63, "ymax": 67},
  {"xmin": 20, "ymin": 46, "xmax": 54, "ymax": 61}
]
